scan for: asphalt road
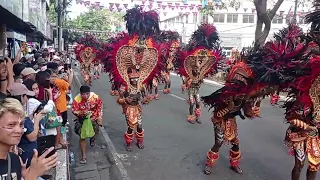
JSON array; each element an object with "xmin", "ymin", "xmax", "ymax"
[{"xmin": 82, "ymin": 72, "xmax": 308, "ymax": 180}]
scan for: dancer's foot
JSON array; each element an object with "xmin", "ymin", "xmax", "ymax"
[
  {"xmin": 137, "ymin": 142, "xmax": 144, "ymax": 149},
  {"xmin": 188, "ymin": 115, "xmax": 195, "ymax": 124},
  {"xmin": 196, "ymin": 118, "xmax": 202, "ymax": 124},
  {"xmin": 230, "ymin": 166, "xmax": 243, "ymax": 174},
  {"xmin": 204, "ymin": 165, "xmax": 212, "ymax": 175},
  {"xmin": 154, "ymin": 94, "xmax": 159, "ymax": 100},
  {"xmin": 126, "ymin": 144, "xmax": 133, "ymax": 151}
]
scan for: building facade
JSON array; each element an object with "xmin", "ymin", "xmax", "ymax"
[
  {"xmin": 0, "ymin": 0, "xmax": 52, "ymax": 57},
  {"xmin": 160, "ymin": 0, "xmax": 311, "ymax": 57}
]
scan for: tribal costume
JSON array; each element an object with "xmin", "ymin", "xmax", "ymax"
[
  {"xmin": 201, "ymin": 60, "xmax": 253, "ymax": 175},
  {"xmin": 105, "ymin": 7, "xmax": 163, "ymax": 151},
  {"xmin": 200, "ymin": 42, "xmax": 288, "ymax": 174},
  {"xmin": 147, "ymin": 76, "xmax": 159, "ymax": 100},
  {"xmin": 157, "ymin": 31, "xmax": 180, "ymax": 94},
  {"xmin": 76, "ymin": 35, "xmax": 101, "ymax": 86},
  {"xmin": 93, "ymin": 62, "xmax": 100, "ymax": 79},
  {"xmin": 281, "ymin": 8, "xmax": 320, "ymax": 180},
  {"xmin": 176, "ymin": 23, "xmax": 222, "ymax": 124}
]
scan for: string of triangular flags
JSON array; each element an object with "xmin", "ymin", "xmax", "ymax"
[{"xmin": 75, "ymin": 0, "xmax": 307, "ymax": 16}]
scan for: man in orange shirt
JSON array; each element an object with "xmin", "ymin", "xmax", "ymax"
[{"xmin": 49, "ymin": 68, "xmax": 73, "ymax": 127}]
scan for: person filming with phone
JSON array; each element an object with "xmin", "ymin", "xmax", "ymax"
[
  {"xmin": 0, "ymin": 98, "xmax": 57, "ymax": 180},
  {"xmin": 72, "ymin": 85, "xmax": 103, "ymax": 164}
]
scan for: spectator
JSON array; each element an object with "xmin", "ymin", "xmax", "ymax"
[
  {"xmin": 72, "ymin": 85, "xmax": 103, "ymax": 164},
  {"xmin": 37, "ymin": 58, "xmax": 47, "ymax": 72},
  {"xmin": 34, "ymin": 53, "xmax": 41, "ymax": 61},
  {"xmin": 13, "ymin": 64, "xmax": 26, "ymax": 83},
  {"xmin": 36, "ymin": 70, "xmax": 65, "ymax": 149},
  {"xmin": 49, "ymin": 69, "xmax": 72, "ymax": 127},
  {"xmin": 24, "ymin": 54, "xmax": 36, "ymax": 68},
  {"xmin": 35, "ymin": 71, "xmax": 51, "ymax": 101},
  {"xmin": 0, "ymin": 98, "xmax": 57, "ymax": 179},
  {"xmin": 0, "ymin": 58, "xmax": 14, "ymax": 96},
  {"xmin": 21, "ymin": 68, "xmax": 37, "ymax": 81},
  {"xmin": 42, "ymin": 52, "xmax": 50, "ymax": 62}
]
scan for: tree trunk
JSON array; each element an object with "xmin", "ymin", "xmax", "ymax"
[{"xmin": 253, "ymin": 0, "xmax": 284, "ymax": 48}]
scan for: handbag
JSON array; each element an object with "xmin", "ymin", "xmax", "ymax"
[{"xmin": 44, "ymin": 91, "xmax": 62, "ymax": 129}]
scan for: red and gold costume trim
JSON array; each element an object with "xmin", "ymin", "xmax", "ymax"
[{"xmin": 72, "ymin": 92, "xmax": 103, "ymax": 121}]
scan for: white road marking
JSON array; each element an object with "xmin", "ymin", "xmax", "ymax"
[{"xmin": 169, "ymin": 93, "xmax": 186, "ymax": 100}]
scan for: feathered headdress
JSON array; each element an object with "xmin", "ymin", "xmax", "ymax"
[
  {"xmin": 201, "ymin": 80, "xmax": 248, "ymax": 110},
  {"xmin": 76, "ymin": 34, "xmax": 102, "ymax": 50},
  {"xmin": 273, "ymin": 23, "xmax": 303, "ymax": 42},
  {"xmin": 106, "ymin": 6, "xmax": 164, "ymax": 90},
  {"xmin": 246, "ymin": 25, "xmax": 309, "ymax": 88},
  {"xmin": 176, "ymin": 23, "xmax": 222, "ymax": 79},
  {"xmin": 124, "ymin": 6, "xmax": 160, "ymax": 38},
  {"xmin": 186, "ymin": 23, "xmax": 220, "ymax": 51},
  {"xmin": 157, "ymin": 31, "xmax": 180, "ymax": 45}
]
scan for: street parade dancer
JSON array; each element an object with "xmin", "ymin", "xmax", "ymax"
[
  {"xmin": 201, "ymin": 57, "xmax": 254, "ymax": 175},
  {"xmin": 176, "ymin": 23, "xmax": 222, "ymax": 124},
  {"xmin": 75, "ymin": 34, "xmax": 101, "ymax": 86},
  {"xmin": 159, "ymin": 31, "xmax": 180, "ymax": 94},
  {"xmin": 93, "ymin": 61, "xmax": 100, "ymax": 79},
  {"xmin": 279, "ymin": 9, "xmax": 320, "ymax": 180},
  {"xmin": 147, "ymin": 76, "xmax": 159, "ymax": 100},
  {"xmin": 200, "ymin": 40, "xmax": 293, "ymax": 175},
  {"xmin": 105, "ymin": 7, "xmax": 164, "ymax": 151}
]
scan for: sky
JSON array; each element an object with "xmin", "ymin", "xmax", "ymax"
[
  {"xmin": 67, "ymin": 0, "xmax": 313, "ymax": 21},
  {"xmin": 67, "ymin": 0, "xmax": 203, "ymax": 20}
]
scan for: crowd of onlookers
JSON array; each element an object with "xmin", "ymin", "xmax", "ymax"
[{"xmin": 0, "ymin": 45, "xmax": 74, "ymax": 180}]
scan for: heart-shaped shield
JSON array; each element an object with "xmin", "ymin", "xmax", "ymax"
[
  {"xmin": 80, "ymin": 47, "xmax": 96, "ymax": 63},
  {"xmin": 116, "ymin": 45, "xmax": 159, "ymax": 89},
  {"xmin": 184, "ymin": 49, "xmax": 217, "ymax": 81},
  {"xmin": 310, "ymin": 75, "xmax": 320, "ymax": 123}
]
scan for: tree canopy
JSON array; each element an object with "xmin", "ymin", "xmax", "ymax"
[{"xmin": 66, "ymin": 7, "xmax": 123, "ymax": 32}]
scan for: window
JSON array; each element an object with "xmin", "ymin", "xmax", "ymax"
[
  {"xmin": 202, "ymin": 14, "xmax": 209, "ymax": 23},
  {"xmin": 298, "ymin": 16, "xmax": 306, "ymax": 24},
  {"xmin": 227, "ymin": 14, "xmax": 238, "ymax": 23},
  {"xmin": 285, "ymin": 15, "xmax": 293, "ymax": 24},
  {"xmin": 186, "ymin": 14, "xmax": 189, "ymax": 23},
  {"xmin": 242, "ymin": 15, "xmax": 254, "ymax": 23},
  {"xmin": 213, "ymin": 14, "xmax": 225, "ymax": 23},
  {"xmin": 193, "ymin": 13, "xmax": 197, "ymax": 23},
  {"xmin": 272, "ymin": 15, "xmax": 283, "ymax": 24}
]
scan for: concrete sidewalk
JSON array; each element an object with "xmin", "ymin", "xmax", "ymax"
[
  {"xmin": 68, "ymin": 109, "xmax": 112, "ymax": 180},
  {"xmin": 68, "ymin": 71, "xmax": 122, "ymax": 180}
]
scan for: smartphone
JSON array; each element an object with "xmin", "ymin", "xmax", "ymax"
[
  {"xmin": 34, "ymin": 103, "xmax": 45, "ymax": 115},
  {"xmin": 64, "ymin": 63, "xmax": 71, "ymax": 70},
  {"xmin": 37, "ymin": 135, "xmax": 56, "ymax": 158}
]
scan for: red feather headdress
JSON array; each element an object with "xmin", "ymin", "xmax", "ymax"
[
  {"xmin": 176, "ymin": 23, "xmax": 222, "ymax": 79},
  {"xmin": 106, "ymin": 6, "xmax": 164, "ymax": 91},
  {"xmin": 77, "ymin": 46, "xmax": 98, "ymax": 64}
]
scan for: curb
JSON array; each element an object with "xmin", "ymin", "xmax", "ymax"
[
  {"xmin": 55, "ymin": 133, "xmax": 68, "ymax": 180},
  {"xmin": 73, "ymin": 72, "xmax": 131, "ymax": 180},
  {"xmin": 169, "ymin": 72, "xmax": 287, "ymax": 101}
]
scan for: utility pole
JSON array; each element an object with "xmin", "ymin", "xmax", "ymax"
[
  {"xmin": 55, "ymin": 0, "xmax": 63, "ymax": 52},
  {"xmin": 293, "ymin": 0, "xmax": 298, "ymax": 23}
]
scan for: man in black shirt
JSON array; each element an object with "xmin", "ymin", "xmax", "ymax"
[
  {"xmin": 0, "ymin": 98, "xmax": 58, "ymax": 179},
  {"xmin": 0, "ymin": 152, "xmax": 22, "ymax": 180}
]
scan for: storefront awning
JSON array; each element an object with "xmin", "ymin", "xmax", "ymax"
[{"xmin": 0, "ymin": 6, "xmax": 35, "ymax": 34}]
